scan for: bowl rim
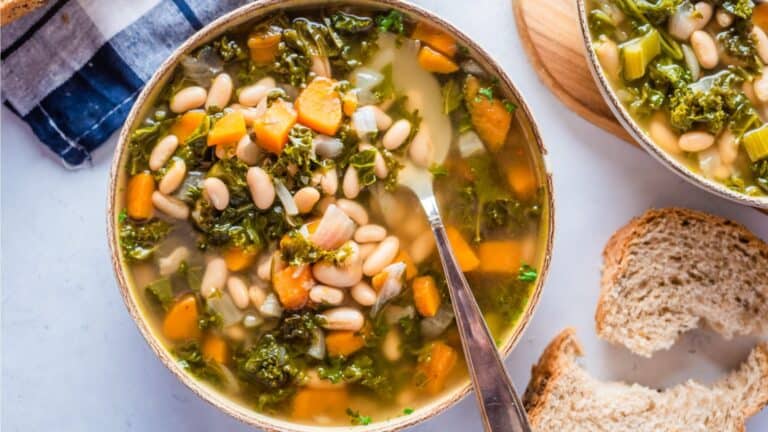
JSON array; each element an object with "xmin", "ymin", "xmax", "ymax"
[
  {"xmin": 106, "ymin": 0, "xmax": 556, "ymax": 430},
  {"xmin": 576, "ymin": 0, "xmax": 768, "ymax": 209}
]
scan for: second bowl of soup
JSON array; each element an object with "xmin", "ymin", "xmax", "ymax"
[
  {"xmin": 579, "ymin": 0, "xmax": 768, "ymax": 208},
  {"xmin": 108, "ymin": 0, "xmax": 553, "ymax": 430}
]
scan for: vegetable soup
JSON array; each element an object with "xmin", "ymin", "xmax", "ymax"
[
  {"xmin": 588, "ymin": 0, "xmax": 768, "ymax": 196},
  {"xmin": 117, "ymin": 6, "xmax": 546, "ymax": 427}
]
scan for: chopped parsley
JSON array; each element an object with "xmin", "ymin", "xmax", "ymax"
[
  {"xmin": 517, "ymin": 264, "xmax": 538, "ymax": 282},
  {"xmin": 476, "ymin": 86, "xmax": 494, "ymax": 101},
  {"xmin": 403, "ymin": 408, "xmax": 415, "ymax": 415},
  {"xmin": 347, "ymin": 408, "xmax": 372, "ymax": 425},
  {"xmin": 503, "ymin": 100, "xmax": 518, "ymax": 113}
]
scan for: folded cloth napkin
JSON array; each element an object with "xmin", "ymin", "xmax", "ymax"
[{"xmin": 1, "ymin": 0, "xmax": 250, "ymax": 168}]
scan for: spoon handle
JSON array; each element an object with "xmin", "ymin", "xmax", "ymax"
[{"xmin": 421, "ymin": 196, "xmax": 532, "ymax": 432}]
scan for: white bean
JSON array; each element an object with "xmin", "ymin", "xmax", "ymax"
[
  {"xmin": 359, "ymin": 243, "xmax": 377, "ymax": 260},
  {"xmin": 374, "ymin": 151, "xmax": 389, "ymax": 179},
  {"xmin": 336, "ymin": 199, "xmax": 368, "ymax": 225},
  {"xmin": 247, "ymin": 167, "xmax": 276, "ymax": 210},
  {"xmin": 354, "ymin": 224, "xmax": 387, "ymax": 243},
  {"xmin": 310, "ymin": 285, "xmax": 345, "ymax": 305},
  {"xmin": 149, "ymin": 135, "xmax": 179, "ymax": 171},
  {"xmin": 158, "ymin": 246, "xmax": 189, "ymax": 276},
  {"xmin": 256, "ymin": 254, "xmax": 272, "ymax": 281},
  {"xmin": 715, "ymin": 8, "xmax": 733, "ymax": 27},
  {"xmin": 382, "ymin": 329, "xmax": 402, "ymax": 361},
  {"xmin": 754, "ymin": 71, "xmax": 768, "ymax": 103},
  {"xmin": 351, "ymin": 282, "xmax": 377, "ymax": 306},
  {"xmin": 243, "ymin": 313, "xmax": 263, "ymax": 328},
  {"xmin": 206, "ymin": 73, "xmax": 233, "ymax": 110},
  {"xmin": 363, "ymin": 236, "xmax": 400, "ymax": 276},
  {"xmin": 306, "ymin": 369, "xmax": 346, "ymax": 390},
  {"xmin": 203, "ymin": 177, "xmax": 230, "ymax": 210},
  {"xmin": 692, "ymin": 2, "xmax": 713, "ymax": 30},
  {"xmin": 170, "ymin": 86, "xmax": 207, "ymax": 113},
  {"xmin": 410, "ymin": 230, "xmax": 436, "ymax": 264},
  {"xmin": 382, "ymin": 119, "xmax": 412, "ymax": 150},
  {"xmin": 230, "ymin": 103, "xmax": 263, "ymax": 125},
  {"xmin": 678, "ymin": 131, "xmax": 715, "ymax": 152},
  {"xmin": 321, "ymin": 168, "xmax": 339, "ymax": 195},
  {"xmin": 753, "ymin": 26, "xmax": 768, "ymax": 64},
  {"xmin": 343, "ymin": 166, "xmax": 360, "ymax": 199},
  {"xmin": 317, "ymin": 196, "xmax": 336, "ymax": 214},
  {"xmin": 370, "ymin": 105, "xmax": 393, "ymax": 130},
  {"xmin": 238, "ymin": 77, "xmax": 275, "ymax": 107},
  {"xmin": 718, "ymin": 129, "xmax": 739, "ymax": 165},
  {"xmin": 159, "ymin": 158, "xmax": 186, "ymax": 194},
  {"xmin": 312, "ymin": 243, "xmax": 363, "ymax": 288},
  {"xmin": 201, "ymin": 257, "xmax": 228, "ymax": 298},
  {"xmin": 691, "ymin": 30, "xmax": 718, "ymax": 69},
  {"xmin": 409, "ymin": 126, "xmax": 433, "ymax": 168},
  {"xmin": 649, "ymin": 113, "xmax": 681, "ymax": 155},
  {"xmin": 294, "ymin": 187, "xmax": 320, "ymax": 214},
  {"xmin": 320, "ymin": 307, "xmax": 365, "ymax": 331},
  {"xmin": 151, "ymin": 192, "xmax": 189, "ymax": 219},
  {"xmin": 249, "ymin": 284, "xmax": 267, "ymax": 308},
  {"xmin": 236, "ymin": 134, "xmax": 261, "ymax": 165},
  {"xmin": 227, "ymin": 276, "xmax": 250, "ymax": 309},
  {"xmin": 595, "ymin": 37, "xmax": 620, "ymax": 81}
]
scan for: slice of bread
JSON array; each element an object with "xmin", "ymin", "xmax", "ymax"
[
  {"xmin": 524, "ymin": 328, "xmax": 768, "ymax": 432},
  {"xmin": 1, "ymin": 0, "xmax": 46, "ymax": 26},
  {"xmin": 597, "ymin": 208, "xmax": 768, "ymax": 357}
]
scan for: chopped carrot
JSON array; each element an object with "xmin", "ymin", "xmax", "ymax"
[
  {"xmin": 295, "ymin": 77, "xmax": 343, "ymax": 135},
  {"xmin": 207, "ymin": 111, "xmax": 246, "ymax": 147},
  {"xmin": 465, "ymin": 76, "xmax": 512, "ymax": 152},
  {"xmin": 247, "ymin": 27, "xmax": 282, "ymax": 64},
  {"xmin": 417, "ymin": 46, "xmax": 459, "ymax": 74},
  {"xmin": 342, "ymin": 91, "xmax": 358, "ymax": 116},
  {"xmin": 755, "ymin": 4, "xmax": 768, "ymax": 32},
  {"xmin": 505, "ymin": 161, "xmax": 537, "ymax": 200},
  {"xmin": 325, "ymin": 331, "xmax": 365, "ymax": 357},
  {"xmin": 445, "ymin": 226, "xmax": 480, "ymax": 272},
  {"xmin": 371, "ymin": 270, "xmax": 388, "ymax": 292},
  {"xmin": 162, "ymin": 295, "xmax": 201, "ymax": 342},
  {"xmin": 413, "ymin": 275, "xmax": 441, "ymax": 317},
  {"xmin": 418, "ymin": 341, "xmax": 458, "ymax": 395},
  {"xmin": 223, "ymin": 246, "xmax": 257, "ymax": 272},
  {"xmin": 253, "ymin": 99, "xmax": 298, "ymax": 154},
  {"xmin": 169, "ymin": 110, "xmax": 206, "ymax": 143},
  {"xmin": 126, "ymin": 172, "xmax": 155, "ymax": 220},
  {"xmin": 202, "ymin": 334, "xmax": 228, "ymax": 364},
  {"xmin": 412, "ymin": 22, "xmax": 457, "ymax": 57},
  {"xmin": 478, "ymin": 241, "xmax": 522, "ymax": 274},
  {"xmin": 292, "ymin": 388, "xmax": 349, "ymax": 420},
  {"xmin": 272, "ymin": 265, "xmax": 312, "ymax": 310},
  {"xmin": 395, "ymin": 250, "xmax": 418, "ymax": 280}
]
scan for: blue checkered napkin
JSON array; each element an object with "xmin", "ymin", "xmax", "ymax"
[{"xmin": 1, "ymin": 0, "xmax": 249, "ymax": 168}]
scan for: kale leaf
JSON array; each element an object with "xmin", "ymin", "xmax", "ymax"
[
  {"xmin": 119, "ymin": 218, "xmax": 171, "ymax": 261},
  {"xmin": 175, "ymin": 342, "xmax": 223, "ymax": 384},
  {"xmin": 318, "ymin": 353, "xmax": 394, "ymax": 398},
  {"xmin": 280, "ymin": 230, "xmax": 353, "ymax": 266},
  {"xmin": 236, "ymin": 334, "xmax": 302, "ymax": 390},
  {"xmin": 714, "ymin": 0, "xmax": 755, "ymax": 19}
]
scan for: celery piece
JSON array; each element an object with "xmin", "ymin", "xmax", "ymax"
[
  {"xmin": 743, "ymin": 124, "xmax": 768, "ymax": 162},
  {"xmin": 620, "ymin": 29, "xmax": 661, "ymax": 81}
]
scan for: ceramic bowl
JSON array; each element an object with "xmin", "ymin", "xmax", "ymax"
[
  {"xmin": 107, "ymin": 0, "xmax": 555, "ymax": 430},
  {"xmin": 577, "ymin": 0, "xmax": 768, "ymax": 210}
]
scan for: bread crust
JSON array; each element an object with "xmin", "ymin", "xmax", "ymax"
[
  {"xmin": 523, "ymin": 328, "xmax": 582, "ymax": 427},
  {"xmin": 1, "ymin": 0, "xmax": 46, "ymax": 26},
  {"xmin": 596, "ymin": 207, "xmax": 768, "ymax": 353}
]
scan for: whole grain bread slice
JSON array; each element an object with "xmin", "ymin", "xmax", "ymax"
[
  {"xmin": 523, "ymin": 328, "xmax": 768, "ymax": 432},
  {"xmin": 597, "ymin": 208, "xmax": 768, "ymax": 357}
]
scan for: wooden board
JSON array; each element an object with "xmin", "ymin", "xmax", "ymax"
[{"xmin": 514, "ymin": 0, "xmax": 635, "ymax": 144}]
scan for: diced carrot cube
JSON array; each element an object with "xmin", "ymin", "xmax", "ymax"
[
  {"xmin": 445, "ymin": 226, "xmax": 480, "ymax": 272},
  {"xmin": 292, "ymin": 388, "xmax": 349, "ymax": 420},
  {"xmin": 412, "ymin": 22, "xmax": 457, "ymax": 57},
  {"xmin": 477, "ymin": 241, "xmax": 522, "ymax": 274},
  {"xmin": 325, "ymin": 331, "xmax": 365, "ymax": 357},
  {"xmin": 207, "ymin": 111, "xmax": 247, "ymax": 147},
  {"xmin": 253, "ymin": 99, "xmax": 298, "ymax": 154},
  {"xmin": 126, "ymin": 172, "xmax": 155, "ymax": 220},
  {"xmin": 417, "ymin": 46, "xmax": 459, "ymax": 74},
  {"xmin": 162, "ymin": 295, "xmax": 201, "ymax": 341},
  {"xmin": 418, "ymin": 341, "xmax": 458, "ymax": 394},
  {"xmin": 296, "ymin": 77, "xmax": 343, "ymax": 135},
  {"xmin": 202, "ymin": 334, "xmax": 228, "ymax": 364},
  {"xmin": 170, "ymin": 110, "xmax": 206, "ymax": 143},
  {"xmin": 413, "ymin": 275, "xmax": 441, "ymax": 317},
  {"xmin": 272, "ymin": 265, "xmax": 312, "ymax": 310},
  {"xmin": 223, "ymin": 247, "xmax": 257, "ymax": 272}
]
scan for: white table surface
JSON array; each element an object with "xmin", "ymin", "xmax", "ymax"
[{"xmin": 2, "ymin": 0, "xmax": 767, "ymax": 430}]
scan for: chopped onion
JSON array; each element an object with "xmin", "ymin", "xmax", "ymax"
[
  {"xmin": 217, "ymin": 365, "xmax": 241, "ymax": 393},
  {"xmin": 353, "ymin": 67, "xmax": 384, "ymax": 90},
  {"xmin": 243, "ymin": 313, "xmax": 264, "ymax": 328},
  {"xmin": 180, "ymin": 47, "xmax": 222, "ymax": 87},
  {"xmin": 259, "ymin": 293, "xmax": 284, "ymax": 318},
  {"xmin": 352, "ymin": 106, "xmax": 378, "ymax": 136},
  {"xmin": 667, "ymin": 2, "xmax": 696, "ymax": 41},
  {"xmin": 174, "ymin": 171, "xmax": 204, "ymax": 201},
  {"xmin": 307, "ymin": 328, "xmax": 326, "ymax": 360},
  {"xmin": 207, "ymin": 293, "xmax": 244, "ymax": 327},
  {"xmin": 310, "ymin": 204, "xmax": 356, "ymax": 250},
  {"xmin": 275, "ymin": 180, "xmax": 299, "ymax": 216},
  {"xmin": 371, "ymin": 262, "xmax": 406, "ymax": 317},
  {"xmin": 420, "ymin": 305, "xmax": 455, "ymax": 339},
  {"xmin": 460, "ymin": 59, "xmax": 485, "ymax": 77},
  {"xmin": 458, "ymin": 131, "xmax": 485, "ymax": 157},
  {"xmin": 682, "ymin": 44, "xmax": 700, "ymax": 81},
  {"xmin": 384, "ymin": 305, "xmax": 415, "ymax": 325},
  {"xmin": 313, "ymin": 135, "xmax": 344, "ymax": 159},
  {"xmin": 356, "ymin": 89, "xmax": 378, "ymax": 105}
]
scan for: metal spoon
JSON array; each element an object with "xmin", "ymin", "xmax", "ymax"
[{"xmin": 399, "ymin": 160, "xmax": 532, "ymax": 432}]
